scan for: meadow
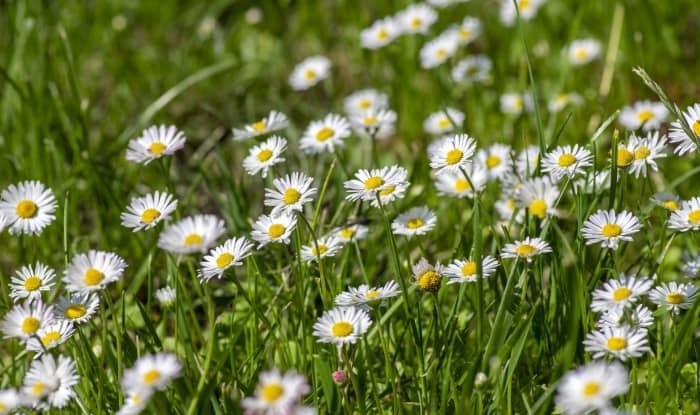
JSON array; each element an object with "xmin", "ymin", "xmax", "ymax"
[{"xmin": 1, "ymin": 0, "xmax": 700, "ymax": 413}]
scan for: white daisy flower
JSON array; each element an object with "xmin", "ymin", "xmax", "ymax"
[
  {"xmin": 548, "ymin": 93, "xmax": 584, "ymax": 112},
  {"xmin": 333, "ymin": 223, "xmax": 369, "ymax": 243},
  {"xmin": 392, "ymin": 206, "xmax": 437, "ymax": 237},
  {"xmin": 582, "ymin": 209, "xmax": 642, "ymax": 250},
  {"xmin": 344, "ymin": 165, "xmax": 408, "ymax": 203},
  {"xmin": 120, "ymin": 191, "xmax": 178, "ymax": 232},
  {"xmin": 626, "ymin": 131, "xmax": 667, "ymax": 178},
  {"xmin": 452, "ymin": 55, "xmax": 492, "ymax": 84},
  {"xmin": 515, "ymin": 145, "xmax": 540, "ymax": 178},
  {"xmin": 199, "ymin": 237, "xmax": 254, "ymax": 282},
  {"xmin": 9, "ymin": 262, "xmax": 56, "ymax": 303},
  {"xmin": 583, "ymin": 325, "xmax": 650, "ymax": 361},
  {"xmin": 500, "ymin": 0, "xmax": 545, "ymax": 26},
  {"xmin": 157, "ymin": 214, "xmax": 226, "ymax": 255},
  {"xmin": 242, "ymin": 135, "xmax": 287, "ymax": 178},
  {"xmin": 682, "ymin": 251, "xmax": 700, "ymax": 278},
  {"xmin": 343, "ymin": 89, "xmax": 389, "ymax": 116},
  {"xmin": 443, "ymin": 256, "xmax": 499, "ymax": 284},
  {"xmin": 122, "ymin": 353, "xmax": 182, "ymax": 393},
  {"xmin": 454, "ymin": 16, "xmax": 481, "ymax": 45},
  {"xmin": 428, "ymin": 134, "xmax": 476, "ymax": 174},
  {"xmin": 476, "ymin": 143, "xmax": 514, "ymax": 181},
  {"xmin": 232, "ymin": 110, "xmax": 289, "ymax": 141},
  {"xmin": 541, "ymin": 144, "xmax": 593, "ymax": 180},
  {"xmin": 619, "ymin": 100, "xmax": 668, "ymax": 131},
  {"xmin": 500, "ymin": 92, "xmax": 533, "ymax": 115},
  {"xmin": 250, "ymin": 212, "xmax": 297, "ymax": 247},
  {"xmin": 26, "ymin": 320, "xmax": 75, "ymax": 355},
  {"xmin": 669, "ymin": 196, "xmax": 700, "ymax": 232},
  {"xmin": 434, "ymin": 164, "xmax": 488, "ymax": 199},
  {"xmin": 350, "ymin": 108, "xmax": 397, "ymax": 139},
  {"xmin": 300, "ymin": 236, "xmax": 343, "ymax": 263},
  {"xmin": 495, "ymin": 197, "xmax": 524, "ymax": 224},
  {"xmin": 289, "ymin": 55, "xmax": 331, "ymax": 91},
  {"xmin": 651, "ymin": 192, "xmax": 681, "ymax": 212},
  {"xmin": 650, "ymin": 281, "xmax": 698, "ymax": 315},
  {"xmin": 155, "ymin": 287, "xmax": 176, "ymax": 307},
  {"xmin": 55, "ymin": 294, "xmax": 99, "ymax": 325},
  {"xmin": 0, "ymin": 389, "xmax": 21, "ymax": 415},
  {"xmin": 299, "ymin": 113, "xmax": 351, "ymax": 154},
  {"xmin": 1, "ymin": 300, "xmax": 54, "ymax": 341},
  {"xmin": 598, "ymin": 305, "xmax": 654, "ymax": 330},
  {"xmin": 312, "ymin": 306, "xmax": 372, "ymax": 346},
  {"xmin": 0, "ymin": 181, "xmax": 58, "ymax": 236},
  {"xmin": 126, "ymin": 125, "xmax": 186, "ymax": 165},
  {"xmin": 668, "ymin": 102, "xmax": 700, "ymax": 155},
  {"xmin": 335, "ymin": 280, "xmax": 401, "ymax": 311},
  {"xmin": 242, "ymin": 369, "xmax": 310, "ymax": 415},
  {"xmin": 555, "ymin": 361, "xmax": 629, "ymax": 415},
  {"xmin": 501, "ymin": 237, "xmax": 552, "ymax": 262},
  {"xmin": 419, "ymin": 31, "xmax": 459, "ymax": 69},
  {"xmin": 590, "ymin": 272, "xmax": 653, "ymax": 313},
  {"xmin": 412, "ymin": 257, "xmax": 443, "ymax": 292},
  {"xmin": 424, "ymin": 108, "xmax": 465, "ymax": 135},
  {"xmin": 22, "ymin": 354, "xmax": 79, "ymax": 410},
  {"xmin": 427, "ymin": 0, "xmax": 469, "ymax": 7},
  {"xmin": 396, "ymin": 3, "xmax": 437, "ymax": 34},
  {"xmin": 360, "ymin": 17, "xmax": 399, "ymax": 49},
  {"xmin": 63, "ymin": 250, "xmax": 127, "ymax": 294},
  {"xmin": 368, "ymin": 166, "xmax": 409, "ymax": 208},
  {"xmin": 116, "ymin": 388, "xmax": 154, "ymax": 415},
  {"xmin": 567, "ymin": 38, "xmax": 601, "ymax": 66},
  {"xmin": 517, "ymin": 176, "xmax": 560, "ymax": 221},
  {"xmin": 264, "ymin": 172, "xmax": 317, "ymax": 216}
]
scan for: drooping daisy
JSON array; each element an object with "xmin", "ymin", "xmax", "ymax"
[
  {"xmin": 669, "ymin": 196, "xmax": 700, "ymax": 232},
  {"xmin": 242, "ymin": 369, "xmax": 310, "ymax": 415},
  {"xmin": 650, "ymin": 282, "xmax": 698, "ymax": 314},
  {"xmin": 668, "ymin": 102, "xmax": 700, "ymax": 155},
  {"xmin": 300, "ymin": 235, "xmax": 342, "ymax": 263},
  {"xmin": 312, "ymin": 306, "xmax": 372, "ymax": 346},
  {"xmin": 555, "ymin": 361, "xmax": 629, "ymax": 415},
  {"xmin": 590, "ymin": 273, "xmax": 653, "ymax": 312},
  {"xmin": 333, "ymin": 223, "xmax": 370, "ymax": 244},
  {"xmin": 501, "ymin": 237, "xmax": 552, "ymax": 262},
  {"xmin": 55, "ymin": 294, "xmax": 99, "ymax": 325},
  {"xmin": 62, "ymin": 250, "xmax": 127, "ymax": 294},
  {"xmin": 158, "ymin": 215, "xmax": 226, "ymax": 255},
  {"xmin": 598, "ymin": 304, "xmax": 654, "ymax": 330},
  {"xmin": 289, "ymin": 56, "xmax": 331, "ymax": 91},
  {"xmin": 500, "ymin": 0, "xmax": 546, "ymax": 26},
  {"xmin": 396, "ymin": 3, "xmax": 437, "ymax": 34},
  {"xmin": 120, "ymin": 191, "xmax": 178, "ymax": 232},
  {"xmin": 619, "ymin": 100, "xmax": 668, "ymax": 131},
  {"xmin": 443, "ymin": 255, "xmax": 499, "ymax": 284},
  {"xmin": 26, "ymin": 320, "xmax": 75, "ymax": 355},
  {"xmin": 344, "ymin": 165, "xmax": 408, "ymax": 203},
  {"xmin": 343, "ymin": 89, "xmax": 389, "ymax": 116},
  {"xmin": 369, "ymin": 166, "xmax": 409, "ymax": 208},
  {"xmin": 9, "ymin": 262, "xmax": 56, "ymax": 303},
  {"xmin": 428, "ymin": 134, "xmax": 476, "ymax": 174},
  {"xmin": 500, "ymin": 93, "xmax": 533, "ymax": 115},
  {"xmin": 412, "ymin": 258, "xmax": 443, "ymax": 292},
  {"xmin": 476, "ymin": 143, "xmax": 514, "ymax": 181},
  {"xmin": 651, "ymin": 192, "xmax": 681, "ymax": 212},
  {"xmin": 541, "ymin": 144, "xmax": 593, "ymax": 180},
  {"xmin": 517, "ymin": 177, "xmax": 560, "ymax": 221},
  {"xmin": 122, "ymin": 353, "xmax": 182, "ymax": 393},
  {"xmin": 22, "ymin": 354, "xmax": 79, "ymax": 410},
  {"xmin": 567, "ymin": 38, "xmax": 601, "ymax": 66},
  {"xmin": 452, "ymin": 55, "xmax": 492, "ymax": 84},
  {"xmin": 583, "ymin": 325, "xmax": 650, "ymax": 361},
  {"xmin": 626, "ymin": 131, "xmax": 667, "ymax": 178},
  {"xmin": 155, "ymin": 287, "xmax": 176, "ymax": 307},
  {"xmin": 392, "ymin": 206, "xmax": 437, "ymax": 237},
  {"xmin": 1, "ymin": 300, "xmax": 54, "ymax": 341},
  {"xmin": 335, "ymin": 281, "xmax": 401, "ymax": 311},
  {"xmin": 0, "ymin": 389, "xmax": 21, "ymax": 415},
  {"xmin": 350, "ymin": 108, "xmax": 397, "ymax": 139},
  {"xmin": 360, "ymin": 17, "xmax": 399, "ymax": 50},
  {"xmin": 0, "ymin": 181, "xmax": 58, "ymax": 236},
  {"xmin": 582, "ymin": 209, "xmax": 641, "ymax": 250},
  {"xmin": 250, "ymin": 213, "xmax": 297, "ymax": 247},
  {"xmin": 419, "ymin": 31, "xmax": 460, "ymax": 69},
  {"xmin": 199, "ymin": 237, "xmax": 255, "ymax": 282},
  {"xmin": 126, "ymin": 125, "xmax": 186, "ymax": 165},
  {"xmin": 242, "ymin": 135, "xmax": 287, "ymax": 178},
  {"xmin": 548, "ymin": 93, "xmax": 584, "ymax": 113},
  {"xmin": 232, "ymin": 110, "xmax": 289, "ymax": 141},
  {"xmin": 424, "ymin": 108, "xmax": 465, "ymax": 136},
  {"xmin": 264, "ymin": 172, "xmax": 317, "ymax": 216},
  {"xmin": 299, "ymin": 113, "xmax": 351, "ymax": 154},
  {"xmin": 434, "ymin": 165, "xmax": 488, "ymax": 198}
]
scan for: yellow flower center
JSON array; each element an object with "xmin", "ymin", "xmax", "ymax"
[
  {"xmin": 257, "ymin": 149, "xmax": 273, "ymax": 162},
  {"xmin": 283, "ymin": 188, "xmax": 301, "ymax": 205},
  {"xmin": 363, "ymin": 116, "xmax": 378, "ymax": 125},
  {"xmin": 616, "ymin": 148, "xmax": 633, "ymax": 167},
  {"xmin": 486, "ymin": 155, "xmax": 501, "ymax": 169},
  {"xmin": 558, "ymin": 153, "xmax": 576, "ymax": 167},
  {"xmin": 411, "ymin": 17, "xmax": 422, "ymax": 29},
  {"xmin": 418, "ymin": 271, "xmax": 441, "ymax": 291},
  {"xmin": 513, "ymin": 98, "xmax": 524, "ymax": 110},
  {"xmin": 459, "ymin": 29, "xmax": 471, "ymax": 39},
  {"xmin": 575, "ymin": 49, "xmax": 588, "ymax": 60},
  {"xmin": 315, "ymin": 127, "xmax": 334, "ymax": 142},
  {"xmin": 454, "ymin": 179, "xmax": 470, "ymax": 192},
  {"xmin": 184, "ymin": 233, "xmax": 203, "ymax": 247},
  {"xmin": 688, "ymin": 209, "xmax": 700, "ymax": 225},
  {"xmin": 606, "ymin": 337, "xmax": 627, "ymax": 351},
  {"xmin": 446, "ymin": 149, "xmax": 464, "ymax": 165},
  {"xmin": 15, "ymin": 200, "xmax": 38, "ymax": 219},
  {"xmin": 461, "ymin": 261, "xmax": 477, "ymax": 277},
  {"xmin": 359, "ymin": 99, "xmax": 371, "ymax": 109},
  {"xmin": 22, "ymin": 317, "xmax": 40, "ymax": 334},
  {"xmin": 612, "ymin": 287, "xmax": 632, "ymax": 302},
  {"xmin": 663, "ymin": 200, "xmax": 679, "ymax": 210},
  {"xmin": 364, "ymin": 176, "xmax": 384, "ymax": 190},
  {"xmin": 637, "ymin": 110, "xmax": 655, "ymax": 122},
  {"xmin": 31, "ymin": 382, "xmax": 46, "ymax": 397},
  {"xmin": 65, "ymin": 304, "xmax": 87, "ymax": 320},
  {"xmin": 268, "ymin": 224, "xmax": 286, "ymax": 238},
  {"xmin": 41, "ymin": 331, "xmax": 62, "ymax": 346},
  {"xmin": 556, "ymin": 94, "xmax": 568, "ymax": 104},
  {"xmin": 436, "ymin": 48, "xmax": 447, "ymax": 59},
  {"xmin": 377, "ymin": 29, "xmax": 388, "ymax": 40},
  {"xmin": 518, "ymin": 0, "xmax": 531, "ymax": 10},
  {"xmin": 305, "ymin": 69, "xmax": 317, "ymax": 80},
  {"xmin": 331, "ymin": 321, "xmax": 353, "ymax": 337},
  {"xmin": 141, "ymin": 208, "xmax": 161, "ymax": 223},
  {"xmin": 84, "ymin": 268, "xmax": 105, "ymax": 286},
  {"xmin": 379, "ymin": 185, "xmax": 396, "ymax": 197},
  {"xmin": 601, "ymin": 224, "xmax": 622, "ymax": 238},
  {"xmin": 529, "ymin": 199, "xmax": 548, "ymax": 219},
  {"xmin": 252, "ymin": 120, "xmax": 266, "ymax": 132},
  {"xmin": 261, "ymin": 383, "xmax": 285, "ymax": 402},
  {"xmin": 24, "ymin": 276, "xmax": 42, "ymax": 292},
  {"xmin": 143, "ymin": 369, "xmax": 161, "ymax": 385},
  {"xmin": 667, "ymin": 292, "xmax": 685, "ymax": 304},
  {"xmin": 507, "ymin": 199, "xmax": 516, "ymax": 210},
  {"xmin": 582, "ymin": 382, "xmax": 600, "ymax": 398},
  {"xmin": 692, "ymin": 120, "xmax": 700, "ymax": 136},
  {"xmin": 406, "ymin": 218, "xmax": 424, "ymax": 229},
  {"xmin": 340, "ymin": 228, "xmax": 356, "ymax": 239},
  {"xmin": 438, "ymin": 118, "xmax": 451, "ymax": 129},
  {"xmin": 149, "ymin": 142, "xmax": 166, "ymax": 155},
  {"xmin": 514, "ymin": 244, "xmax": 536, "ymax": 256},
  {"xmin": 634, "ymin": 146, "xmax": 651, "ymax": 159},
  {"xmin": 311, "ymin": 244, "xmax": 328, "ymax": 256},
  {"xmin": 132, "ymin": 394, "xmax": 142, "ymax": 404},
  {"xmin": 365, "ymin": 290, "xmax": 381, "ymax": 299},
  {"xmin": 216, "ymin": 253, "xmax": 234, "ymax": 269},
  {"xmin": 0, "ymin": 403, "xmax": 5, "ymax": 411}
]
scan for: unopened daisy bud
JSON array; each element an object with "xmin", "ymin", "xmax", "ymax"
[
  {"xmin": 412, "ymin": 258, "xmax": 442, "ymax": 292},
  {"xmin": 332, "ymin": 370, "xmax": 347, "ymax": 385},
  {"xmin": 155, "ymin": 287, "xmax": 176, "ymax": 307}
]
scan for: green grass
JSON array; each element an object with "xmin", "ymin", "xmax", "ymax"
[{"xmin": 2, "ymin": 0, "xmax": 700, "ymax": 413}]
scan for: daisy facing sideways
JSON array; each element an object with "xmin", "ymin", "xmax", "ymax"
[
  {"xmin": 443, "ymin": 255, "xmax": 499, "ymax": 284},
  {"xmin": 650, "ymin": 282, "xmax": 698, "ymax": 315},
  {"xmin": 619, "ymin": 100, "xmax": 668, "ymax": 131},
  {"xmin": 392, "ymin": 206, "xmax": 437, "ymax": 237},
  {"xmin": 335, "ymin": 280, "xmax": 401, "ymax": 311},
  {"xmin": 668, "ymin": 102, "xmax": 700, "ymax": 155},
  {"xmin": 121, "ymin": 353, "xmax": 182, "ymax": 393},
  {"xmin": 157, "ymin": 215, "xmax": 226, "ymax": 255},
  {"xmin": 126, "ymin": 125, "xmax": 186, "ymax": 165},
  {"xmin": 232, "ymin": 110, "xmax": 288, "ymax": 141},
  {"xmin": 300, "ymin": 235, "xmax": 343, "ymax": 263},
  {"xmin": 501, "ymin": 237, "xmax": 552, "ymax": 262},
  {"xmin": 423, "ymin": 108, "xmax": 465, "ymax": 136},
  {"xmin": 668, "ymin": 196, "xmax": 700, "ymax": 232}
]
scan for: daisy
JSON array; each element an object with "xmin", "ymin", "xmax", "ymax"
[
  {"xmin": 289, "ymin": 55, "xmax": 331, "ymax": 91},
  {"xmin": 598, "ymin": 305, "xmax": 654, "ymax": 330},
  {"xmin": 590, "ymin": 273, "xmax": 653, "ymax": 312},
  {"xmin": 335, "ymin": 281, "xmax": 401, "ymax": 311},
  {"xmin": 0, "ymin": 389, "xmax": 21, "ymax": 415},
  {"xmin": 122, "ymin": 353, "xmax": 182, "ymax": 393},
  {"xmin": 312, "ymin": 306, "xmax": 372, "ymax": 346},
  {"xmin": 412, "ymin": 258, "xmax": 443, "ymax": 292},
  {"xmin": 392, "ymin": 206, "xmax": 437, "ymax": 237},
  {"xmin": 126, "ymin": 125, "xmax": 186, "ymax": 164},
  {"xmin": 427, "ymin": 0, "xmax": 469, "ymax": 6},
  {"xmin": 419, "ymin": 31, "xmax": 459, "ymax": 69},
  {"xmin": 0, "ymin": 180, "xmax": 57, "ymax": 235},
  {"xmin": 495, "ymin": 197, "xmax": 524, "ymax": 224},
  {"xmin": 501, "ymin": 237, "xmax": 552, "ymax": 262},
  {"xmin": 583, "ymin": 325, "xmax": 650, "ymax": 361},
  {"xmin": 9, "ymin": 262, "xmax": 56, "ymax": 303},
  {"xmin": 517, "ymin": 177, "xmax": 560, "ymax": 221},
  {"xmin": 232, "ymin": 110, "xmax": 289, "ymax": 141},
  {"xmin": 452, "ymin": 55, "xmax": 492, "ymax": 84},
  {"xmin": 428, "ymin": 134, "xmax": 476, "ymax": 174},
  {"xmin": 300, "ymin": 235, "xmax": 342, "ymax": 263},
  {"xmin": 476, "ymin": 143, "xmax": 514, "ymax": 181},
  {"xmin": 651, "ymin": 192, "xmax": 681, "ymax": 211},
  {"xmin": 500, "ymin": 93, "xmax": 533, "ymax": 115},
  {"xmin": 333, "ymin": 223, "xmax": 370, "ymax": 244},
  {"xmin": 1, "ymin": 300, "xmax": 54, "ymax": 341},
  {"xmin": 26, "ymin": 320, "xmax": 75, "ymax": 355},
  {"xmin": 443, "ymin": 255, "xmax": 499, "ymax": 284},
  {"xmin": 434, "ymin": 165, "xmax": 488, "ymax": 198},
  {"xmin": 199, "ymin": 237, "xmax": 255, "ymax": 281},
  {"xmin": 250, "ymin": 212, "xmax": 297, "ymax": 247},
  {"xmin": 299, "ymin": 113, "xmax": 351, "ymax": 154},
  {"xmin": 63, "ymin": 250, "xmax": 128, "ymax": 294},
  {"xmin": 615, "ymin": 142, "xmax": 635, "ymax": 169},
  {"xmin": 424, "ymin": 108, "xmax": 465, "ymax": 136},
  {"xmin": 120, "ymin": 191, "xmax": 178, "ymax": 232},
  {"xmin": 515, "ymin": 145, "xmax": 540, "ymax": 178},
  {"xmin": 541, "ymin": 144, "xmax": 593, "ymax": 180},
  {"xmin": 650, "ymin": 282, "xmax": 698, "ymax": 314},
  {"xmin": 500, "ymin": 0, "xmax": 546, "ymax": 26},
  {"xmin": 368, "ymin": 166, "xmax": 409, "ymax": 208},
  {"xmin": 22, "ymin": 354, "xmax": 79, "ymax": 410},
  {"xmin": 669, "ymin": 196, "xmax": 700, "ymax": 232},
  {"xmin": 155, "ymin": 287, "xmax": 176, "ymax": 307},
  {"xmin": 55, "ymin": 294, "xmax": 99, "ymax": 325},
  {"xmin": 350, "ymin": 108, "xmax": 397, "ymax": 139},
  {"xmin": 668, "ymin": 102, "xmax": 700, "ymax": 155},
  {"xmin": 682, "ymin": 251, "xmax": 700, "ymax": 278},
  {"xmin": 454, "ymin": 16, "xmax": 481, "ymax": 45},
  {"xmin": 242, "ymin": 369, "xmax": 310, "ymax": 415},
  {"xmin": 264, "ymin": 172, "xmax": 317, "ymax": 216},
  {"xmin": 567, "ymin": 38, "xmax": 601, "ymax": 66},
  {"xmin": 116, "ymin": 388, "xmax": 154, "ymax": 415},
  {"xmin": 360, "ymin": 17, "xmax": 399, "ymax": 50},
  {"xmin": 157, "ymin": 214, "xmax": 226, "ymax": 255},
  {"xmin": 396, "ymin": 3, "xmax": 437, "ymax": 34},
  {"xmin": 555, "ymin": 361, "xmax": 629, "ymax": 415},
  {"xmin": 627, "ymin": 131, "xmax": 667, "ymax": 178},
  {"xmin": 343, "ymin": 89, "xmax": 389, "ymax": 117},
  {"xmin": 344, "ymin": 165, "xmax": 407, "ymax": 203},
  {"xmin": 548, "ymin": 93, "xmax": 584, "ymax": 113},
  {"xmin": 619, "ymin": 100, "xmax": 668, "ymax": 131},
  {"xmin": 582, "ymin": 209, "xmax": 642, "ymax": 250},
  {"xmin": 242, "ymin": 135, "xmax": 287, "ymax": 178}
]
